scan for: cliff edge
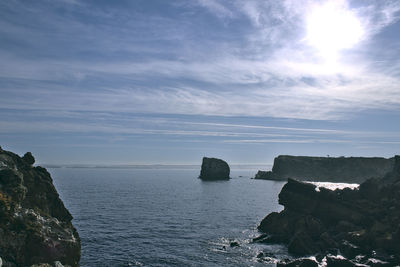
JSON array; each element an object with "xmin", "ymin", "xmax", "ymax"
[
  {"xmin": 255, "ymin": 155, "xmax": 394, "ymax": 183},
  {"xmin": 0, "ymin": 147, "xmax": 81, "ymax": 266}
]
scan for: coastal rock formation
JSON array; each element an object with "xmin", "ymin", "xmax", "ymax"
[
  {"xmin": 199, "ymin": 157, "xmax": 230, "ymax": 180},
  {"xmin": 0, "ymin": 147, "xmax": 81, "ymax": 266},
  {"xmin": 255, "ymin": 155, "xmax": 400, "ymax": 265},
  {"xmin": 255, "ymin": 155, "xmax": 394, "ymax": 183},
  {"xmin": 254, "ymin": 170, "xmax": 274, "ymax": 180}
]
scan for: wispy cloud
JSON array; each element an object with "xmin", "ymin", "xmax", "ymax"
[
  {"xmin": 1, "ymin": 111, "xmax": 400, "ymax": 147},
  {"xmin": 1, "ymin": 56, "xmax": 399, "ymax": 120},
  {"xmin": 195, "ymin": 0, "xmax": 234, "ymax": 19},
  {"xmin": 222, "ymin": 139, "xmax": 352, "ymax": 144}
]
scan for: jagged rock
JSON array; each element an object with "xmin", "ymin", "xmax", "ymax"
[
  {"xmin": 22, "ymin": 152, "xmax": 35, "ymax": 165},
  {"xmin": 257, "ymin": 156, "xmax": 400, "ymax": 264},
  {"xmin": 199, "ymin": 157, "xmax": 230, "ymax": 180},
  {"xmin": 255, "ymin": 155, "xmax": 394, "ymax": 183},
  {"xmin": 0, "ymin": 148, "xmax": 80, "ymax": 266}
]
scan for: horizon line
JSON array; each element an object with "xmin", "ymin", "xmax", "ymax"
[{"xmin": 40, "ymin": 163, "xmax": 272, "ymax": 169}]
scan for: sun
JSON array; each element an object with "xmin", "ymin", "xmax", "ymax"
[{"xmin": 306, "ymin": 1, "xmax": 364, "ymax": 61}]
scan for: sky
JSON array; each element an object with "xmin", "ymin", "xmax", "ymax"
[{"xmin": 1, "ymin": 0, "xmax": 400, "ymax": 166}]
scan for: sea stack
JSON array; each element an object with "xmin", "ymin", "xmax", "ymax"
[
  {"xmin": 199, "ymin": 157, "xmax": 230, "ymax": 180},
  {"xmin": 0, "ymin": 148, "xmax": 81, "ymax": 266}
]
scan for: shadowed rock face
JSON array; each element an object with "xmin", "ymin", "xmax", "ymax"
[
  {"xmin": 199, "ymin": 157, "xmax": 230, "ymax": 180},
  {"xmin": 255, "ymin": 155, "xmax": 394, "ymax": 183},
  {"xmin": 0, "ymin": 148, "xmax": 81, "ymax": 267},
  {"xmin": 256, "ymin": 155, "xmax": 400, "ymax": 265}
]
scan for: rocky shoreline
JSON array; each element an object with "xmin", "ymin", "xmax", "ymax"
[
  {"xmin": 0, "ymin": 147, "xmax": 81, "ymax": 267},
  {"xmin": 255, "ymin": 155, "xmax": 400, "ymax": 266}
]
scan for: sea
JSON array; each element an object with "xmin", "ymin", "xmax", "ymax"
[{"xmin": 50, "ymin": 167, "xmax": 288, "ymax": 267}]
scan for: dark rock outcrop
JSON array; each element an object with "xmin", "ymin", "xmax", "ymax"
[
  {"xmin": 22, "ymin": 152, "xmax": 35, "ymax": 166},
  {"xmin": 277, "ymin": 258, "xmax": 318, "ymax": 267},
  {"xmin": 0, "ymin": 148, "xmax": 81, "ymax": 266},
  {"xmin": 199, "ymin": 157, "xmax": 230, "ymax": 180},
  {"xmin": 254, "ymin": 170, "xmax": 275, "ymax": 180},
  {"xmin": 256, "ymin": 156, "xmax": 400, "ymax": 265},
  {"xmin": 255, "ymin": 155, "xmax": 394, "ymax": 183}
]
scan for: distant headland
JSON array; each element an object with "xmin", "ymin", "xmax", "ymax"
[{"xmin": 254, "ymin": 155, "xmax": 394, "ymax": 183}]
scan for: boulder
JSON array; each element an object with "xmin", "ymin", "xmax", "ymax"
[
  {"xmin": 0, "ymin": 148, "xmax": 80, "ymax": 266},
  {"xmin": 199, "ymin": 157, "xmax": 230, "ymax": 180},
  {"xmin": 229, "ymin": 241, "xmax": 239, "ymax": 247}
]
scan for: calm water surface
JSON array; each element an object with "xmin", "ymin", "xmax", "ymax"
[{"xmin": 50, "ymin": 168, "xmax": 286, "ymax": 267}]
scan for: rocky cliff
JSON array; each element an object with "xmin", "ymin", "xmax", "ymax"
[
  {"xmin": 255, "ymin": 155, "xmax": 394, "ymax": 183},
  {"xmin": 0, "ymin": 147, "xmax": 81, "ymax": 266},
  {"xmin": 255, "ymin": 155, "xmax": 400, "ymax": 266},
  {"xmin": 199, "ymin": 157, "xmax": 230, "ymax": 180}
]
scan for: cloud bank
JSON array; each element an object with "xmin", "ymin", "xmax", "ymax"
[{"xmin": 1, "ymin": 0, "xmax": 400, "ymax": 121}]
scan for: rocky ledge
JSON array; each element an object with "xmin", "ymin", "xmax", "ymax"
[
  {"xmin": 255, "ymin": 155, "xmax": 400, "ymax": 266},
  {"xmin": 0, "ymin": 147, "xmax": 80, "ymax": 267},
  {"xmin": 255, "ymin": 155, "xmax": 394, "ymax": 183},
  {"xmin": 199, "ymin": 157, "xmax": 230, "ymax": 181}
]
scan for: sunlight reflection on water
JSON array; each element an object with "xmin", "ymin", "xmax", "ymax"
[{"xmin": 307, "ymin": 181, "xmax": 359, "ymax": 191}]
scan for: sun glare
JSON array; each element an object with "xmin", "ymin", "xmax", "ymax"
[{"xmin": 306, "ymin": 1, "xmax": 364, "ymax": 61}]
